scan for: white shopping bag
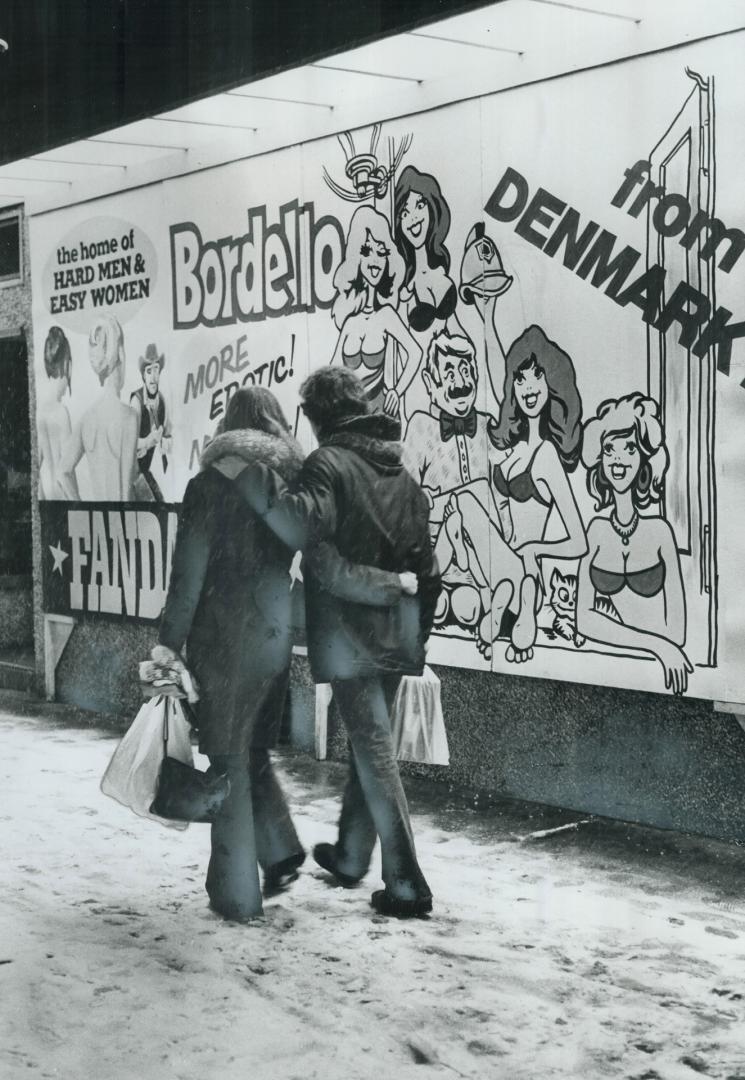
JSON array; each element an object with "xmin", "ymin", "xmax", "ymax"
[
  {"xmin": 390, "ymin": 665, "xmax": 450, "ymax": 766},
  {"xmin": 100, "ymin": 695, "xmax": 194, "ymax": 829}
]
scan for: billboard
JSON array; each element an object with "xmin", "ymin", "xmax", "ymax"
[{"xmin": 29, "ymin": 35, "xmax": 745, "ymax": 702}]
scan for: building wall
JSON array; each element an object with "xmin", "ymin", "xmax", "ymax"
[
  {"xmin": 270, "ymin": 656, "xmax": 745, "ymax": 845},
  {"xmin": 0, "ymin": 576, "xmax": 33, "ymax": 649},
  {"xmin": 0, "ymin": 209, "xmax": 38, "ymax": 663},
  {"xmin": 14, "ymin": 35, "xmax": 745, "ymax": 843},
  {"xmin": 10, "ymin": 242, "xmax": 745, "ymax": 845},
  {"xmin": 20, "ymin": 430, "xmax": 745, "ymax": 846}
]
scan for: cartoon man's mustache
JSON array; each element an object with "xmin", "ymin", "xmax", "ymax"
[{"xmin": 446, "ymin": 383, "xmax": 474, "ymax": 399}]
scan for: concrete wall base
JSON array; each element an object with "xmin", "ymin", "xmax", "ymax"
[
  {"xmin": 306, "ymin": 661, "xmax": 745, "ymax": 844},
  {"xmin": 0, "ymin": 577, "xmax": 34, "ymax": 649},
  {"xmin": 50, "ymin": 632, "xmax": 745, "ymax": 844}
]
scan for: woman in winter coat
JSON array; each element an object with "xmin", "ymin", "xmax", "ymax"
[
  {"xmin": 156, "ymin": 387, "xmax": 309, "ymax": 921},
  {"xmin": 157, "ymin": 386, "xmax": 409, "ymax": 921}
]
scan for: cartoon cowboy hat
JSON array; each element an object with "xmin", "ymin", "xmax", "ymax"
[
  {"xmin": 138, "ymin": 342, "xmax": 165, "ymax": 374},
  {"xmin": 459, "ymin": 223, "xmax": 513, "ymax": 305}
]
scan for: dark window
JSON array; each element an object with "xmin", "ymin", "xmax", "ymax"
[
  {"xmin": 0, "ymin": 337, "xmax": 32, "ymax": 575},
  {"xmin": 0, "ymin": 213, "xmax": 22, "ymax": 284}
]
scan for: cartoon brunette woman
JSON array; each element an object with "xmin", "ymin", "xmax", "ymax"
[
  {"xmin": 395, "ymin": 166, "xmax": 458, "ymax": 333},
  {"xmin": 443, "ymin": 326, "xmax": 587, "ymax": 662},
  {"xmin": 393, "ymin": 166, "xmax": 470, "ymax": 415},
  {"xmin": 38, "ymin": 326, "xmax": 78, "ymax": 500},
  {"xmin": 394, "ymin": 165, "xmax": 507, "ymax": 418},
  {"xmin": 576, "ymin": 393, "xmax": 692, "ymax": 695},
  {"xmin": 331, "ymin": 205, "xmax": 421, "ymax": 416}
]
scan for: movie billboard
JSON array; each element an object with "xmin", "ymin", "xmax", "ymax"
[{"xmin": 30, "ymin": 35, "xmax": 745, "ymax": 702}]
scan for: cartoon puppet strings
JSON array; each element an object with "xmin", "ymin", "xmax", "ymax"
[{"xmin": 576, "ymin": 393, "xmax": 692, "ymax": 695}]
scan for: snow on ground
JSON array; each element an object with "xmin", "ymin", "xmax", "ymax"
[{"xmin": 2, "ymin": 702, "xmax": 745, "ymax": 1080}]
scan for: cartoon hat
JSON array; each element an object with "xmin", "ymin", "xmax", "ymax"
[
  {"xmin": 458, "ymin": 223, "xmax": 513, "ymax": 305},
  {"xmin": 138, "ymin": 342, "xmax": 165, "ymax": 375}
]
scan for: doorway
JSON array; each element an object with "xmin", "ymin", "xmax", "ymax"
[
  {"xmin": 646, "ymin": 70, "xmax": 718, "ymax": 668},
  {"xmin": 0, "ymin": 332, "xmax": 32, "ymax": 576},
  {"xmin": 0, "ymin": 330, "xmax": 35, "ymax": 688}
]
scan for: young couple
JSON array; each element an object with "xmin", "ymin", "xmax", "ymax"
[{"xmin": 157, "ymin": 369, "xmax": 442, "ymax": 923}]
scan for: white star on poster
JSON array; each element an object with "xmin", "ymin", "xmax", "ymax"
[{"xmin": 49, "ymin": 540, "xmax": 68, "ymax": 576}]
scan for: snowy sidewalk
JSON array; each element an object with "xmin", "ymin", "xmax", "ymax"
[{"xmin": 2, "ymin": 700, "xmax": 745, "ymax": 1080}]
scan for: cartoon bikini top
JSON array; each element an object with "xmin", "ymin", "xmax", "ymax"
[
  {"xmin": 589, "ymin": 560, "xmax": 666, "ymax": 598},
  {"xmin": 342, "ymin": 346, "xmax": 386, "ymax": 371},
  {"xmin": 492, "ymin": 447, "xmax": 550, "ymax": 507},
  {"xmin": 408, "ymin": 282, "xmax": 458, "ymax": 333}
]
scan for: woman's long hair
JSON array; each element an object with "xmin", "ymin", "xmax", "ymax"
[
  {"xmin": 394, "ymin": 165, "xmax": 452, "ymax": 290},
  {"xmin": 488, "ymin": 325, "xmax": 583, "ymax": 473},
  {"xmin": 582, "ymin": 393, "xmax": 668, "ymax": 511},
  {"xmin": 224, "ymin": 386, "xmax": 292, "ymax": 440},
  {"xmin": 44, "ymin": 325, "xmax": 72, "ymax": 387},
  {"xmin": 331, "ymin": 206, "xmax": 404, "ymax": 330}
]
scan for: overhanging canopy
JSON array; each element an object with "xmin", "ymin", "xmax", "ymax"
[{"xmin": 1, "ymin": 0, "xmax": 743, "ymax": 214}]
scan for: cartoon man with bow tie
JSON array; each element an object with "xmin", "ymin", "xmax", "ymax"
[{"xmin": 403, "ymin": 330, "xmax": 516, "ymax": 636}]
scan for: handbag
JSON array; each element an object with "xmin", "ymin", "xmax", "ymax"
[
  {"xmin": 149, "ymin": 696, "xmax": 231, "ymax": 823},
  {"xmin": 390, "ymin": 665, "xmax": 450, "ymax": 766},
  {"xmin": 100, "ymin": 693, "xmax": 192, "ymax": 829}
]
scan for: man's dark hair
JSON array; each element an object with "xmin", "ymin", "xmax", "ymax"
[{"xmin": 300, "ymin": 367, "xmax": 369, "ymax": 435}]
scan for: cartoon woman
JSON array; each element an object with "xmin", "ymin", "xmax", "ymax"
[
  {"xmin": 38, "ymin": 326, "xmax": 78, "ymax": 500},
  {"xmin": 395, "ymin": 166, "xmax": 458, "ymax": 330},
  {"xmin": 394, "ymin": 166, "xmax": 507, "ymax": 419},
  {"xmin": 442, "ymin": 326, "xmax": 587, "ymax": 663},
  {"xmin": 59, "ymin": 314, "xmax": 138, "ymax": 501},
  {"xmin": 331, "ymin": 205, "xmax": 421, "ymax": 416},
  {"xmin": 394, "ymin": 166, "xmax": 463, "ymax": 415},
  {"xmin": 576, "ymin": 393, "xmax": 692, "ymax": 695}
]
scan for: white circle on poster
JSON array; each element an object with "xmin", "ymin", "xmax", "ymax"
[{"xmin": 41, "ymin": 217, "xmax": 158, "ymax": 336}]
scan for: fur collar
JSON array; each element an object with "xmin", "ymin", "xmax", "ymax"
[{"xmin": 200, "ymin": 428, "xmax": 303, "ymax": 482}]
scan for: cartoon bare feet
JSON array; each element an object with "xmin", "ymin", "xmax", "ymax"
[
  {"xmin": 476, "ymin": 580, "xmax": 514, "ymax": 661},
  {"xmin": 433, "ymin": 590, "xmax": 450, "ymax": 627},
  {"xmin": 505, "ymin": 576, "xmax": 538, "ymax": 664},
  {"xmin": 443, "ymin": 495, "xmax": 469, "ymax": 573}
]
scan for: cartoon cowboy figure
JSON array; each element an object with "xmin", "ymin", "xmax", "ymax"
[{"xmin": 130, "ymin": 342, "xmax": 172, "ymax": 501}]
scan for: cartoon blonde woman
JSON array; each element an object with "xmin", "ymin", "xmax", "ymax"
[
  {"xmin": 441, "ymin": 326, "xmax": 587, "ymax": 663},
  {"xmin": 576, "ymin": 393, "xmax": 692, "ymax": 695},
  {"xmin": 59, "ymin": 314, "xmax": 138, "ymax": 501},
  {"xmin": 331, "ymin": 205, "xmax": 421, "ymax": 417},
  {"xmin": 38, "ymin": 326, "xmax": 78, "ymax": 500}
]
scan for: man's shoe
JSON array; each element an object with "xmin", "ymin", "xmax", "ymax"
[
  {"xmin": 370, "ymin": 889, "xmax": 433, "ymax": 918},
  {"xmin": 312, "ymin": 843, "xmax": 362, "ymax": 888},
  {"xmin": 264, "ymin": 851, "xmax": 305, "ymax": 897},
  {"xmin": 208, "ymin": 899, "xmax": 263, "ymax": 923}
]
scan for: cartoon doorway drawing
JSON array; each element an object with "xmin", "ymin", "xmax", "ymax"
[{"xmin": 646, "ymin": 70, "xmax": 718, "ymax": 667}]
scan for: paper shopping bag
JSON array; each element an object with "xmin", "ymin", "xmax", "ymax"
[{"xmin": 390, "ymin": 665, "xmax": 450, "ymax": 766}]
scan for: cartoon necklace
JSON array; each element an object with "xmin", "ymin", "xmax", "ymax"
[{"xmin": 610, "ymin": 510, "xmax": 639, "ymax": 547}]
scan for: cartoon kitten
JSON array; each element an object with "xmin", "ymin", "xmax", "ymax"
[
  {"xmin": 547, "ymin": 568, "xmax": 585, "ymax": 648},
  {"xmin": 547, "ymin": 568, "xmax": 619, "ymax": 648}
]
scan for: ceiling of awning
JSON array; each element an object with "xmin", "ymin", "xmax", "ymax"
[{"xmin": 1, "ymin": 0, "xmax": 743, "ymax": 215}]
